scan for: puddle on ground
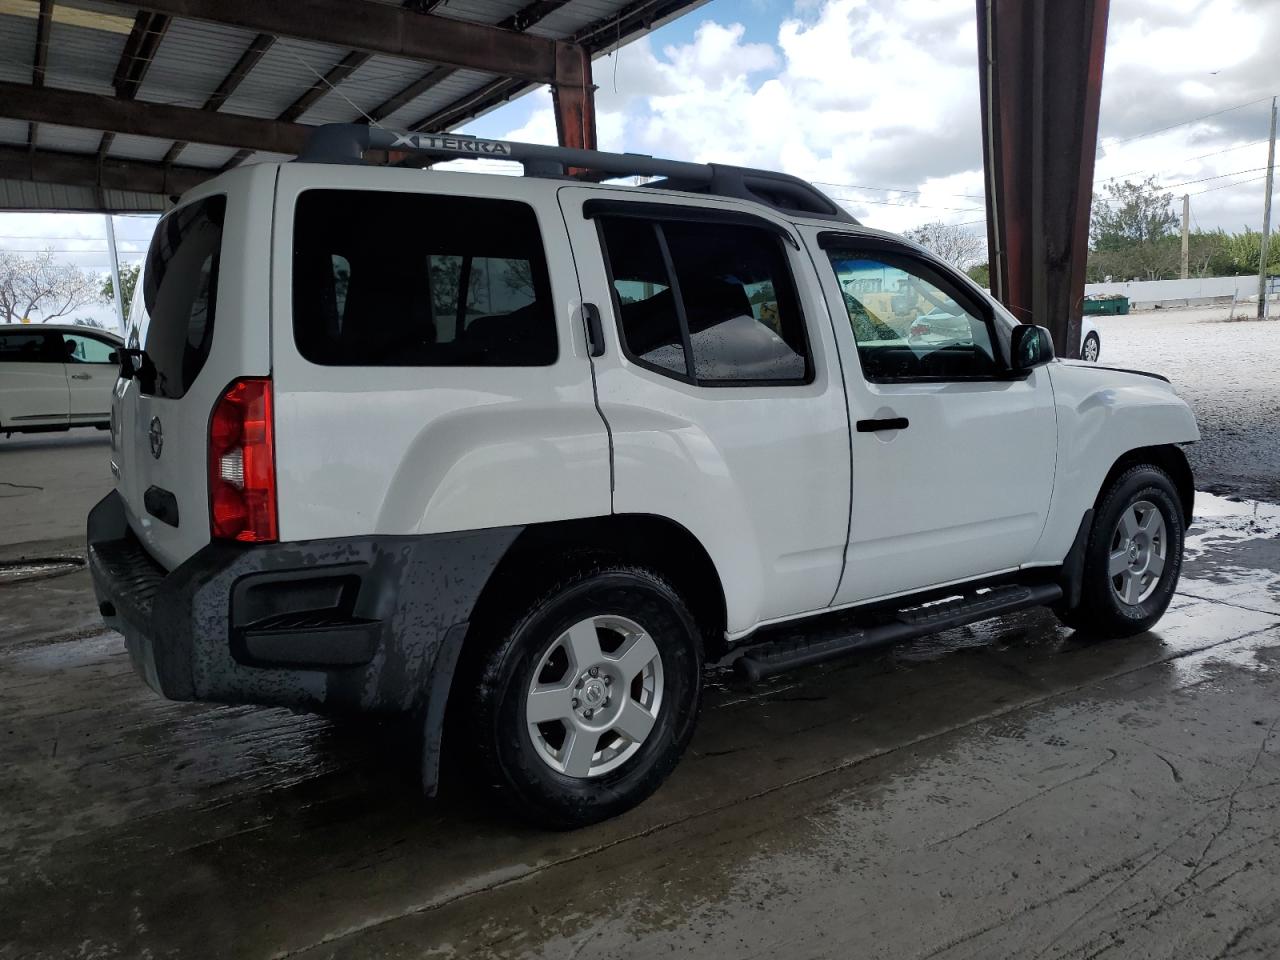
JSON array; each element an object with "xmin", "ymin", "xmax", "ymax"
[
  {"xmin": 0, "ymin": 557, "xmax": 86, "ymax": 584},
  {"xmin": 1183, "ymin": 491, "xmax": 1280, "ymax": 613}
]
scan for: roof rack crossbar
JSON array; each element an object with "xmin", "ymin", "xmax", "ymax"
[{"xmin": 297, "ymin": 124, "xmax": 856, "ymax": 225}]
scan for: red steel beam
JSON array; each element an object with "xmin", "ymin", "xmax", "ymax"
[
  {"xmin": 977, "ymin": 0, "xmax": 1109, "ymax": 358},
  {"xmin": 551, "ymin": 44, "xmax": 596, "ymax": 150}
]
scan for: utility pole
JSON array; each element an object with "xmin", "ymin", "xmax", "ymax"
[
  {"xmin": 1259, "ymin": 96, "xmax": 1276, "ymax": 320},
  {"xmin": 1180, "ymin": 193, "xmax": 1189, "ymax": 280},
  {"xmin": 104, "ymin": 213, "xmax": 125, "ymax": 336}
]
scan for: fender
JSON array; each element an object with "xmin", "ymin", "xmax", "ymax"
[{"xmin": 1033, "ymin": 361, "xmax": 1199, "ymax": 564}]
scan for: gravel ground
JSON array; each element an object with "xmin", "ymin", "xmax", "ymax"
[{"xmin": 1097, "ymin": 303, "xmax": 1280, "ymax": 500}]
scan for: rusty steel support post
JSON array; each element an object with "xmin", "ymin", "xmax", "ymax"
[
  {"xmin": 552, "ymin": 45, "xmax": 597, "ymax": 151},
  {"xmin": 977, "ymin": 0, "xmax": 1109, "ymax": 358}
]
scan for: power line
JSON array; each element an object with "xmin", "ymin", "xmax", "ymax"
[
  {"xmin": 1106, "ymin": 94, "xmax": 1277, "ymax": 146},
  {"xmin": 1094, "ymin": 138, "xmax": 1270, "ymax": 187},
  {"xmin": 826, "ymin": 193, "xmax": 984, "ymax": 213},
  {"xmin": 1093, "ymin": 164, "xmax": 1270, "ymax": 203},
  {"xmin": 814, "ymin": 180, "xmax": 985, "ymax": 202}
]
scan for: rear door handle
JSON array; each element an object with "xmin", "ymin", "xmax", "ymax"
[{"xmin": 856, "ymin": 417, "xmax": 909, "ymax": 433}]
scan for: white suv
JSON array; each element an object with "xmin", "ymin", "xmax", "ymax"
[{"xmin": 88, "ymin": 126, "xmax": 1199, "ymax": 828}]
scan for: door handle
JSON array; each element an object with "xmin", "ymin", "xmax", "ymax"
[
  {"xmin": 582, "ymin": 302, "xmax": 605, "ymax": 358},
  {"xmin": 71, "ymin": 373, "xmax": 92, "ymax": 380},
  {"xmin": 856, "ymin": 417, "xmax": 909, "ymax": 433}
]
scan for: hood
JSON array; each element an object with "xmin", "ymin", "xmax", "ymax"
[
  {"xmin": 1047, "ymin": 359, "xmax": 1199, "ymax": 444},
  {"xmin": 1054, "ymin": 358, "xmax": 1169, "ymax": 383}
]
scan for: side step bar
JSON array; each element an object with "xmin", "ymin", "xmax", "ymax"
[{"xmin": 734, "ymin": 583, "xmax": 1064, "ymax": 682}]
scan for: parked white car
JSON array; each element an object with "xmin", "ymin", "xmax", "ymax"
[
  {"xmin": 910, "ymin": 309, "xmax": 1102, "ymax": 361},
  {"xmin": 88, "ymin": 127, "xmax": 1198, "ymax": 828},
  {"xmin": 0, "ymin": 323, "xmax": 121, "ymax": 436},
  {"xmin": 1080, "ymin": 315, "xmax": 1102, "ymax": 362}
]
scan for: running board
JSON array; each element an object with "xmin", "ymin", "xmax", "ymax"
[{"xmin": 734, "ymin": 582, "xmax": 1064, "ymax": 682}]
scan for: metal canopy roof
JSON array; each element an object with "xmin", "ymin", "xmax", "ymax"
[{"xmin": 0, "ymin": 0, "xmax": 707, "ymax": 212}]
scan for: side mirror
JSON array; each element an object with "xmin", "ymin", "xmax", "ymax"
[
  {"xmin": 1010, "ymin": 324, "xmax": 1054, "ymax": 372},
  {"xmin": 107, "ymin": 351, "xmax": 119, "ymax": 364}
]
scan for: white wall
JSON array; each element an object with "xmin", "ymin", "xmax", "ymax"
[{"xmin": 1084, "ymin": 275, "xmax": 1264, "ymax": 308}]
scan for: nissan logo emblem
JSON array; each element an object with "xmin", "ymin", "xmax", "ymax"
[{"xmin": 148, "ymin": 416, "xmax": 163, "ymax": 459}]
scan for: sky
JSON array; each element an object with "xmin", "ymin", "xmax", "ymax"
[{"xmin": 6, "ymin": 0, "xmax": 1278, "ymax": 325}]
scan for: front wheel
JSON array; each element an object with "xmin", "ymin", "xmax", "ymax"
[
  {"xmin": 1082, "ymin": 332, "xmax": 1101, "ymax": 362},
  {"xmin": 465, "ymin": 565, "xmax": 703, "ymax": 829},
  {"xmin": 1057, "ymin": 464, "xmax": 1185, "ymax": 637}
]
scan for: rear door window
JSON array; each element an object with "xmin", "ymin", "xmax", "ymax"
[
  {"xmin": 598, "ymin": 214, "xmax": 809, "ymax": 385},
  {"xmin": 0, "ymin": 331, "xmax": 59, "ymax": 363},
  {"xmin": 133, "ymin": 195, "xmax": 225, "ymax": 398},
  {"xmin": 292, "ymin": 190, "xmax": 557, "ymax": 366}
]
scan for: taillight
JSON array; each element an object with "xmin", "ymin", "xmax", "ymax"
[{"xmin": 209, "ymin": 378, "xmax": 277, "ymax": 543}]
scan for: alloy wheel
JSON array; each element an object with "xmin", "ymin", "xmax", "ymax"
[
  {"xmin": 526, "ymin": 615, "xmax": 664, "ymax": 778},
  {"xmin": 1108, "ymin": 499, "xmax": 1167, "ymax": 606}
]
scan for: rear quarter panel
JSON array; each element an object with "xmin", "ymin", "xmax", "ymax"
[{"xmin": 269, "ymin": 165, "xmax": 611, "ymax": 540}]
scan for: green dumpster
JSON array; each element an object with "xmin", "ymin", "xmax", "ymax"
[{"xmin": 1083, "ymin": 295, "xmax": 1129, "ymax": 316}]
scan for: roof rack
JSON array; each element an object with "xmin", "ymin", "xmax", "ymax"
[{"xmin": 298, "ymin": 124, "xmax": 856, "ymax": 225}]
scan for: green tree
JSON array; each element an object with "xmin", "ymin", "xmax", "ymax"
[
  {"xmin": 966, "ymin": 263, "xmax": 990, "ymax": 288},
  {"xmin": 1090, "ymin": 176, "xmax": 1179, "ymax": 251},
  {"xmin": 101, "ymin": 262, "xmax": 141, "ymax": 317}
]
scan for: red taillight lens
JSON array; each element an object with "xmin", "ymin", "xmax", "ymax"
[{"xmin": 209, "ymin": 378, "xmax": 277, "ymax": 543}]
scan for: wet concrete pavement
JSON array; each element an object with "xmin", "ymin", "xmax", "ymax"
[
  {"xmin": 0, "ymin": 431, "xmax": 113, "ymax": 548},
  {"xmin": 3, "ymin": 494, "xmax": 1280, "ymax": 959}
]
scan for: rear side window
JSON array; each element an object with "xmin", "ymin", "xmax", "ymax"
[
  {"xmin": 0, "ymin": 331, "xmax": 58, "ymax": 362},
  {"xmin": 599, "ymin": 215, "xmax": 809, "ymax": 384},
  {"xmin": 292, "ymin": 190, "xmax": 557, "ymax": 366},
  {"xmin": 134, "ymin": 195, "xmax": 226, "ymax": 398}
]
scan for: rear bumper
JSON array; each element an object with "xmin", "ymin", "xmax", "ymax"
[{"xmin": 87, "ymin": 490, "xmax": 520, "ymax": 714}]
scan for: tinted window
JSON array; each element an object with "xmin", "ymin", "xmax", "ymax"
[
  {"xmin": 134, "ymin": 195, "xmax": 225, "ymax": 398},
  {"xmin": 827, "ymin": 253, "xmax": 998, "ymax": 381},
  {"xmin": 600, "ymin": 216, "xmax": 808, "ymax": 384},
  {"xmin": 293, "ymin": 190, "xmax": 556, "ymax": 366},
  {"xmin": 0, "ymin": 331, "xmax": 57, "ymax": 363},
  {"xmin": 62, "ymin": 333, "xmax": 117, "ymax": 363},
  {"xmin": 600, "ymin": 218, "xmax": 686, "ymax": 376},
  {"xmin": 663, "ymin": 221, "xmax": 807, "ymax": 382}
]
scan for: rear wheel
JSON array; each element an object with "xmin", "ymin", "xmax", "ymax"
[
  {"xmin": 1057, "ymin": 464, "xmax": 1184, "ymax": 637},
  {"xmin": 465, "ymin": 564, "xmax": 703, "ymax": 829}
]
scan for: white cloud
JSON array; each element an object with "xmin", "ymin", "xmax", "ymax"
[
  {"xmin": 3, "ymin": 0, "xmax": 1276, "ymax": 279},
  {"xmin": 468, "ymin": 0, "xmax": 1276, "ymax": 243}
]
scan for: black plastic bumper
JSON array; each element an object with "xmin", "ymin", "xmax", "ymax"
[{"xmin": 86, "ymin": 490, "xmax": 520, "ymax": 716}]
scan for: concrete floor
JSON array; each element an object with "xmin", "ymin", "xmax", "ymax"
[
  {"xmin": 1099, "ymin": 305, "xmax": 1280, "ymax": 501},
  {"xmin": 2, "ymin": 312, "xmax": 1279, "ymax": 959}
]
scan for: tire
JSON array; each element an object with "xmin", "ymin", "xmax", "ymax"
[
  {"xmin": 1056, "ymin": 464, "xmax": 1184, "ymax": 637},
  {"xmin": 1082, "ymin": 332, "xmax": 1101, "ymax": 362},
  {"xmin": 464, "ymin": 564, "xmax": 703, "ymax": 829}
]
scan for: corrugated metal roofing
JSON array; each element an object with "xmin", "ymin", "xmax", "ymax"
[
  {"xmin": 0, "ymin": 177, "xmax": 167, "ymax": 212},
  {"xmin": 136, "ymin": 18, "xmax": 258, "ymax": 109},
  {"xmin": 0, "ymin": 0, "xmax": 708, "ymax": 211}
]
